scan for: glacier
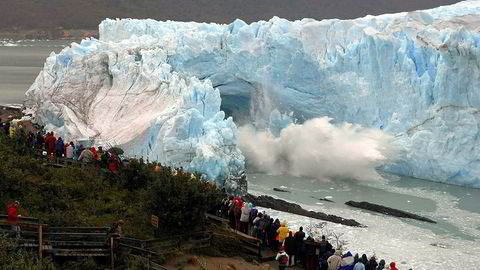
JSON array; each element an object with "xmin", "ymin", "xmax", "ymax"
[{"xmin": 26, "ymin": 0, "xmax": 480, "ymax": 188}]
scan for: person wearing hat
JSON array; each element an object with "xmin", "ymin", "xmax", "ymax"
[{"xmin": 276, "ymin": 245, "xmax": 290, "ymax": 270}]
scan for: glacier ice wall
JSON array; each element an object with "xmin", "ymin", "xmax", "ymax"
[
  {"xmin": 25, "ymin": 38, "xmax": 245, "ymax": 188},
  {"xmin": 27, "ymin": 0, "xmax": 480, "ymax": 187}
]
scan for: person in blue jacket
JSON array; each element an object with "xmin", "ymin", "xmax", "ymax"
[
  {"xmin": 339, "ymin": 251, "xmax": 355, "ymax": 270},
  {"xmin": 56, "ymin": 137, "xmax": 64, "ymax": 157}
]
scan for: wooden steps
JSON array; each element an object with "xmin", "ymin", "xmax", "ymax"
[{"xmin": 53, "ymin": 248, "xmax": 109, "ymax": 257}]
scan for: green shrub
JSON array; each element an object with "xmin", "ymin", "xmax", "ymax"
[
  {"xmin": 0, "ymin": 130, "xmax": 223, "ymax": 235},
  {"xmin": 144, "ymin": 170, "xmax": 223, "ymax": 233},
  {"xmin": 0, "ymin": 235, "xmax": 56, "ymax": 270}
]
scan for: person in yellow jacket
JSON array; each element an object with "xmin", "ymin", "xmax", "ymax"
[
  {"xmin": 277, "ymin": 221, "xmax": 289, "ymax": 247},
  {"xmin": 9, "ymin": 125, "xmax": 16, "ymax": 139}
]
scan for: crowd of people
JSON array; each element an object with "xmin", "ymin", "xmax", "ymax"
[
  {"xmin": 0, "ymin": 118, "xmax": 122, "ymax": 172},
  {"xmin": 1, "ymin": 117, "xmax": 406, "ymax": 269},
  {"xmin": 218, "ymin": 196, "xmax": 405, "ymax": 270}
]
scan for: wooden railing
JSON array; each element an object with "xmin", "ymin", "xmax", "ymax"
[
  {"xmin": 33, "ymin": 148, "xmax": 92, "ymax": 168},
  {"xmin": 205, "ymin": 213, "xmax": 262, "ymax": 257},
  {"xmin": 0, "ymin": 220, "xmax": 117, "ymax": 268},
  {"xmin": 118, "ymin": 231, "xmax": 213, "ymax": 269},
  {"xmin": 120, "ymin": 230, "xmax": 213, "ymax": 254}
]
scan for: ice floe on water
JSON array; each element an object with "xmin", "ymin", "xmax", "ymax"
[
  {"xmin": 0, "ymin": 40, "xmax": 18, "ymax": 47},
  {"xmin": 257, "ymin": 196, "xmax": 479, "ymax": 269},
  {"xmin": 249, "ymin": 174, "xmax": 480, "ymax": 269}
]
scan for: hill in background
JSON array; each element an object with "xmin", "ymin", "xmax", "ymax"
[{"xmin": 0, "ymin": 0, "xmax": 462, "ymax": 38}]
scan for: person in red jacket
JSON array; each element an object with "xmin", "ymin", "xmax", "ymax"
[
  {"xmin": 107, "ymin": 152, "xmax": 119, "ymax": 173},
  {"xmin": 7, "ymin": 201, "xmax": 21, "ymax": 238},
  {"xmin": 389, "ymin": 262, "xmax": 398, "ymax": 270},
  {"xmin": 45, "ymin": 132, "xmax": 57, "ymax": 157}
]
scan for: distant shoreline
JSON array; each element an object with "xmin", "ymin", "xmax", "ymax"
[{"xmin": 0, "ymin": 28, "xmax": 98, "ymax": 41}]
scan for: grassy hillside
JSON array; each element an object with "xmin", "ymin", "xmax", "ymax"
[
  {"xmin": 0, "ymin": 0, "xmax": 461, "ymax": 32},
  {"xmin": 0, "ymin": 132, "xmax": 223, "ymax": 239}
]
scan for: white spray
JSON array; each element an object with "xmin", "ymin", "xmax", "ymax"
[{"xmin": 238, "ymin": 117, "xmax": 394, "ymax": 181}]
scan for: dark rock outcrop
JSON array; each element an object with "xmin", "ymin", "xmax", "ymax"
[
  {"xmin": 345, "ymin": 201, "xmax": 436, "ymax": 224},
  {"xmin": 244, "ymin": 194, "xmax": 363, "ymax": 227},
  {"xmin": 273, "ymin": 188, "xmax": 291, "ymax": 193}
]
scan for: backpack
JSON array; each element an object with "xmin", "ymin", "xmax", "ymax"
[{"xmin": 279, "ymin": 254, "xmax": 289, "ymax": 265}]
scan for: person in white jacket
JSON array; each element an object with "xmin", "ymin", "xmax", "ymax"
[
  {"xmin": 276, "ymin": 246, "xmax": 289, "ymax": 270},
  {"xmin": 239, "ymin": 202, "xmax": 250, "ymax": 234},
  {"xmin": 66, "ymin": 142, "xmax": 74, "ymax": 159}
]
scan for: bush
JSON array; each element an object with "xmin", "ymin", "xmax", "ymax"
[
  {"xmin": 0, "ymin": 129, "xmax": 224, "ymax": 236},
  {"xmin": 144, "ymin": 170, "xmax": 223, "ymax": 233},
  {"xmin": 0, "ymin": 235, "xmax": 56, "ymax": 270}
]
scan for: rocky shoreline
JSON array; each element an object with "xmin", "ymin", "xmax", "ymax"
[{"xmin": 244, "ymin": 193, "xmax": 363, "ymax": 227}]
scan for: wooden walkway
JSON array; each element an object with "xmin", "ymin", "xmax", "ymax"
[
  {"xmin": 205, "ymin": 213, "xmax": 276, "ymax": 261},
  {"xmin": 0, "ymin": 215, "xmax": 217, "ymax": 269},
  {"xmin": 33, "ymin": 148, "xmax": 93, "ymax": 168}
]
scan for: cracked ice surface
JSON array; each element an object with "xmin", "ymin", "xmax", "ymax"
[{"xmin": 27, "ymin": 0, "xmax": 480, "ymax": 186}]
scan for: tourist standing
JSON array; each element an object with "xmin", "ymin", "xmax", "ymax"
[
  {"xmin": 107, "ymin": 152, "xmax": 120, "ymax": 172},
  {"xmin": 248, "ymin": 204, "xmax": 258, "ymax": 235},
  {"xmin": 284, "ymin": 231, "xmax": 297, "ymax": 266},
  {"xmin": 389, "ymin": 262, "xmax": 397, "ymax": 270},
  {"xmin": 304, "ymin": 236, "xmax": 317, "ymax": 270},
  {"xmin": 319, "ymin": 235, "xmax": 333, "ymax": 258},
  {"xmin": 252, "ymin": 212, "xmax": 262, "ymax": 238},
  {"xmin": 353, "ymin": 255, "xmax": 366, "ymax": 270},
  {"xmin": 240, "ymin": 202, "xmax": 251, "ymax": 234},
  {"xmin": 9, "ymin": 124, "xmax": 16, "ymax": 140},
  {"xmin": 294, "ymin": 226, "xmax": 306, "ymax": 265},
  {"xmin": 270, "ymin": 219, "xmax": 280, "ymax": 251},
  {"xmin": 228, "ymin": 201, "xmax": 236, "ymax": 229},
  {"xmin": 234, "ymin": 203, "xmax": 242, "ymax": 231},
  {"xmin": 376, "ymin": 259, "xmax": 385, "ymax": 270},
  {"xmin": 276, "ymin": 246, "xmax": 290, "ymax": 270},
  {"xmin": 7, "ymin": 201, "xmax": 21, "ymax": 239},
  {"xmin": 66, "ymin": 142, "xmax": 74, "ymax": 159},
  {"xmin": 36, "ymin": 132, "xmax": 44, "ymax": 149},
  {"xmin": 45, "ymin": 132, "xmax": 57, "ymax": 157},
  {"xmin": 91, "ymin": 147, "xmax": 97, "ymax": 160},
  {"xmin": 96, "ymin": 146, "xmax": 104, "ymax": 168},
  {"xmin": 328, "ymin": 249, "xmax": 343, "ymax": 270},
  {"xmin": 78, "ymin": 147, "xmax": 93, "ymax": 162},
  {"xmin": 56, "ymin": 137, "xmax": 64, "ymax": 157},
  {"xmin": 367, "ymin": 256, "xmax": 378, "ymax": 270},
  {"xmin": 277, "ymin": 221, "xmax": 289, "ymax": 247},
  {"xmin": 3, "ymin": 121, "xmax": 10, "ymax": 136},
  {"xmin": 264, "ymin": 217, "xmax": 273, "ymax": 247},
  {"xmin": 339, "ymin": 251, "xmax": 354, "ymax": 270}
]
